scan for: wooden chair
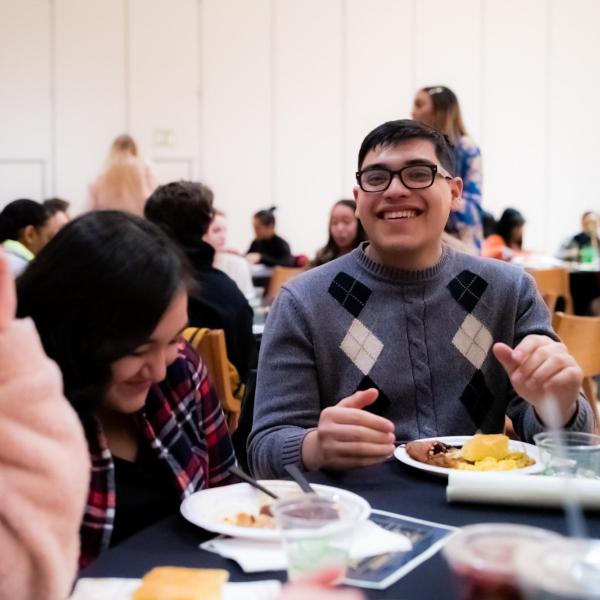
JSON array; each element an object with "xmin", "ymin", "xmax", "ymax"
[
  {"xmin": 265, "ymin": 266, "xmax": 305, "ymax": 302},
  {"xmin": 528, "ymin": 267, "xmax": 574, "ymax": 314},
  {"xmin": 183, "ymin": 327, "xmax": 241, "ymax": 432},
  {"xmin": 552, "ymin": 311, "xmax": 600, "ymax": 428}
]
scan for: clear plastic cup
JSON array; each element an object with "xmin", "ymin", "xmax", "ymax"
[
  {"xmin": 533, "ymin": 432, "xmax": 600, "ymax": 479},
  {"xmin": 271, "ymin": 494, "xmax": 367, "ymax": 582},
  {"xmin": 516, "ymin": 538, "xmax": 600, "ymax": 599},
  {"xmin": 442, "ymin": 523, "xmax": 562, "ymax": 600}
]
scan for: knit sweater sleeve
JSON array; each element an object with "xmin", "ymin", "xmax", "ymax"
[
  {"xmin": 248, "ymin": 288, "xmax": 320, "ymax": 478},
  {"xmin": 505, "ymin": 271, "xmax": 594, "ymax": 440},
  {"xmin": 0, "ymin": 318, "xmax": 90, "ymax": 600}
]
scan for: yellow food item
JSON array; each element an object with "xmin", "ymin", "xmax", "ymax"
[
  {"xmin": 460, "ymin": 434, "xmax": 509, "ymax": 462},
  {"xmin": 132, "ymin": 567, "xmax": 229, "ymax": 600}
]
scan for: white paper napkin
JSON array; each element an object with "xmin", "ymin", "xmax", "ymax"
[
  {"xmin": 70, "ymin": 577, "xmax": 282, "ymax": 600},
  {"xmin": 447, "ymin": 471, "xmax": 600, "ymax": 508},
  {"xmin": 200, "ymin": 519, "xmax": 412, "ymax": 573}
]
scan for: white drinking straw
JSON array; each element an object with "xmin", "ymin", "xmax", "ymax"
[{"xmin": 538, "ymin": 394, "xmax": 588, "ymax": 539}]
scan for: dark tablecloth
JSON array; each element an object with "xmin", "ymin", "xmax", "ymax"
[{"xmin": 82, "ymin": 460, "xmax": 600, "ymax": 599}]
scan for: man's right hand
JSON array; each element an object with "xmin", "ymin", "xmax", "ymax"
[{"xmin": 301, "ymin": 388, "xmax": 395, "ymax": 471}]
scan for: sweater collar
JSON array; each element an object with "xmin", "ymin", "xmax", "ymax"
[{"xmin": 354, "ymin": 241, "xmax": 452, "ymax": 283}]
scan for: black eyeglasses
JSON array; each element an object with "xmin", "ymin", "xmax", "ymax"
[{"xmin": 355, "ymin": 164, "xmax": 452, "ymax": 192}]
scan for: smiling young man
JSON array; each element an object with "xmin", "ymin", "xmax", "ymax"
[{"xmin": 248, "ymin": 120, "xmax": 594, "ymax": 478}]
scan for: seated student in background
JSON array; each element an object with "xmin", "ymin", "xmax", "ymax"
[
  {"xmin": 248, "ymin": 119, "xmax": 593, "ymax": 478},
  {"xmin": 311, "ymin": 199, "xmax": 367, "ymax": 267},
  {"xmin": 0, "ymin": 198, "xmax": 60, "ymax": 276},
  {"xmin": 0, "ymin": 250, "xmax": 89, "ymax": 600},
  {"xmin": 16, "ymin": 212, "xmax": 236, "ymax": 568},
  {"xmin": 557, "ymin": 210, "xmax": 600, "ymax": 262},
  {"xmin": 43, "ymin": 196, "xmax": 71, "ymax": 228},
  {"xmin": 145, "ymin": 182, "xmax": 257, "ymax": 382},
  {"xmin": 247, "ymin": 207, "xmax": 295, "ymax": 267},
  {"xmin": 481, "ymin": 208, "xmax": 526, "ymax": 261},
  {"xmin": 204, "ymin": 209, "xmax": 255, "ymax": 298}
]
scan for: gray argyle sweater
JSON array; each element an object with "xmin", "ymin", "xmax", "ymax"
[{"xmin": 248, "ymin": 244, "xmax": 593, "ymax": 478}]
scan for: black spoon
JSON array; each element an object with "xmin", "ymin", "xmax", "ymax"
[
  {"xmin": 229, "ymin": 465, "xmax": 279, "ymax": 500},
  {"xmin": 284, "ymin": 463, "xmax": 316, "ymax": 494}
]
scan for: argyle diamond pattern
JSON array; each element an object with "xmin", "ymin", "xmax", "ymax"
[{"xmin": 328, "ymin": 272, "xmax": 372, "ymax": 318}]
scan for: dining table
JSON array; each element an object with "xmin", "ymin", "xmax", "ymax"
[{"xmin": 81, "ymin": 459, "xmax": 600, "ymax": 599}]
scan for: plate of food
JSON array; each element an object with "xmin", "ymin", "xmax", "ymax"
[
  {"xmin": 394, "ymin": 434, "xmax": 543, "ymax": 477},
  {"xmin": 180, "ymin": 480, "xmax": 371, "ymax": 541}
]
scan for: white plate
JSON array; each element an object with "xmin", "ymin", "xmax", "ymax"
[
  {"xmin": 180, "ymin": 480, "xmax": 371, "ymax": 541},
  {"xmin": 394, "ymin": 436, "xmax": 544, "ymax": 477}
]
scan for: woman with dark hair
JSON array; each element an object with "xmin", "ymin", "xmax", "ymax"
[
  {"xmin": 412, "ymin": 86, "xmax": 484, "ymax": 251},
  {"xmin": 246, "ymin": 206, "xmax": 294, "ymax": 266},
  {"xmin": 312, "ymin": 200, "xmax": 367, "ymax": 267},
  {"xmin": 482, "ymin": 208, "xmax": 526, "ymax": 261},
  {"xmin": 0, "ymin": 199, "xmax": 55, "ymax": 275},
  {"xmin": 16, "ymin": 211, "xmax": 236, "ymax": 568}
]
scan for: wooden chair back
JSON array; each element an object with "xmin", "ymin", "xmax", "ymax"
[
  {"xmin": 552, "ymin": 311, "xmax": 600, "ymax": 427},
  {"xmin": 529, "ymin": 267, "xmax": 574, "ymax": 314},
  {"xmin": 183, "ymin": 327, "xmax": 241, "ymax": 432},
  {"xmin": 265, "ymin": 266, "xmax": 305, "ymax": 302}
]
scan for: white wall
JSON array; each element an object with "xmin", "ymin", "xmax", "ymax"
[{"xmin": 1, "ymin": 0, "xmax": 599, "ymax": 255}]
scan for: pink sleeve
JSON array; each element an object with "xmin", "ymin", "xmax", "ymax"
[{"xmin": 0, "ymin": 319, "xmax": 90, "ymax": 600}]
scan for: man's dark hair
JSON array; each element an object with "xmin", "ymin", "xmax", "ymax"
[
  {"xmin": 43, "ymin": 197, "xmax": 70, "ymax": 216},
  {"xmin": 254, "ymin": 206, "xmax": 277, "ymax": 227},
  {"xmin": 357, "ymin": 119, "xmax": 456, "ymax": 175},
  {"xmin": 0, "ymin": 199, "xmax": 49, "ymax": 242},
  {"xmin": 16, "ymin": 211, "xmax": 190, "ymax": 423},
  {"xmin": 144, "ymin": 181, "xmax": 214, "ymax": 244}
]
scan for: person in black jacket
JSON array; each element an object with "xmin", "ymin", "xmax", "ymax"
[
  {"xmin": 145, "ymin": 181, "xmax": 257, "ymax": 382},
  {"xmin": 246, "ymin": 207, "xmax": 294, "ymax": 267}
]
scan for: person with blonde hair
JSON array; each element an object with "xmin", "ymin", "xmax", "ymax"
[
  {"xmin": 412, "ymin": 86, "xmax": 484, "ymax": 251},
  {"xmin": 88, "ymin": 134, "xmax": 157, "ymax": 216}
]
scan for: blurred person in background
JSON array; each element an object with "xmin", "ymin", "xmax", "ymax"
[
  {"xmin": 247, "ymin": 207, "xmax": 295, "ymax": 267},
  {"xmin": 412, "ymin": 85, "xmax": 484, "ymax": 252},
  {"xmin": 482, "ymin": 208, "xmax": 526, "ymax": 261},
  {"xmin": 0, "ymin": 199, "xmax": 56, "ymax": 276},
  {"xmin": 146, "ymin": 182, "xmax": 257, "ymax": 382},
  {"xmin": 312, "ymin": 199, "xmax": 367, "ymax": 267},
  {"xmin": 43, "ymin": 197, "xmax": 71, "ymax": 231},
  {"xmin": 557, "ymin": 210, "xmax": 600, "ymax": 262},
  {"xmin": 17, "ymin": 212, "xmax": 236, "ymax": 568},
  {"xmin": 88, "ymin": 133, "xmax": 157, "ymax": 216},
  {"xmin": 0, "ymin": 249, "xmax": 89, "ymax": 600},
  {"xmin": 203, "ymin": 209, "xmax": 255, "ymax": 297}
]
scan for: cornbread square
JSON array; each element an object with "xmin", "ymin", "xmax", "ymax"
[{"xmin": 132, "ymin": 566, "xmax": 229, "ymax": 600}]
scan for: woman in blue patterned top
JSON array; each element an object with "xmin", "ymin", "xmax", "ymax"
[{"xmin": 412, "ymin": 86, "xmax": 484, "ymax": 252}]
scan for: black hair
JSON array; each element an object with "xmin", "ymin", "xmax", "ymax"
[
  {"xmin": 254, "ymin": 207, "xmax": 277, "ymax": 227},
  {"xmin": 43, "ymin": 197, "xmax": 70, "ymax": 216},
  {"xmin": 495, "ymin": 208, "xmax": 526, "ymax": 248},
  {"xmin": 313, "ymin": 200, "xmax": 367, "ymax": 266},
  {"xmin": 144, "ymin": 181, "xmax": 214, "ymax": 243},
  {"xmin": 0, "ymin": 199, "xmax": 49, "ymax": 242},
  {"xmin": 16, "ymin": 211, "xmax": 191, "ymax": 423},
  {"xmin": 357, "ymin": 119, "xmax": 456, "ymax": 175}
]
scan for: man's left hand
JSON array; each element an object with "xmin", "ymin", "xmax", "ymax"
[{"xmin": 493, "ymin": 335, "xmax": 582, "ymax": 426}]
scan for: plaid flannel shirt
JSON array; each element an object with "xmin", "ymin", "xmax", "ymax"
[{"xmin": 79, "ymin": 342, "xmax": 236, "ymax": 568}]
